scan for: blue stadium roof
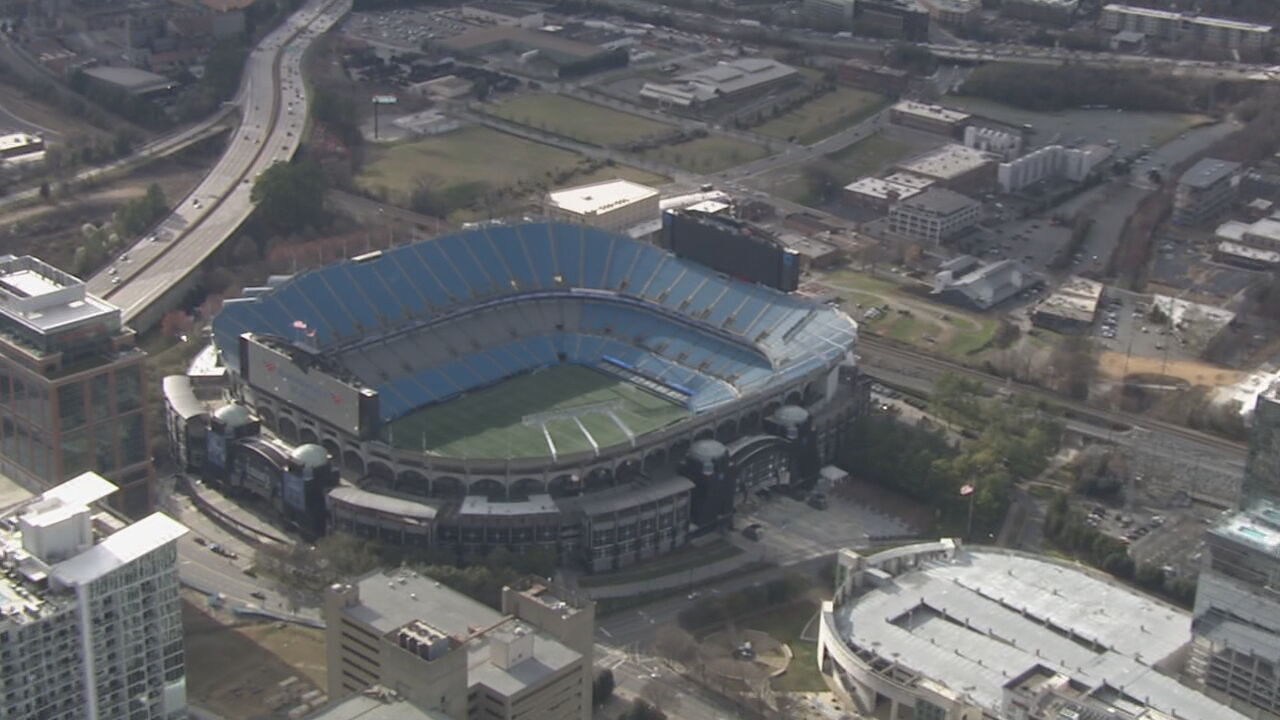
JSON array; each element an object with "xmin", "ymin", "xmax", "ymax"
[{"xmin": 213, "ymin": 222, "xmax": 856, "ymax": 417}]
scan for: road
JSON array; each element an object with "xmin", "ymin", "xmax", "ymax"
[
  {"xmin": 0, "ymin": 108, "xmax": 237, "ymax": 212},
  {"xmin": 923, "ymin": 42, "xmax": 1280, "ymax": 82},
  {"xmin": 85, "ymin": 0, "xmax": 350, "ymax": 328},
  {"xmin": 159, "ymin": 475, "xmax": 321, "ymax": 621}
]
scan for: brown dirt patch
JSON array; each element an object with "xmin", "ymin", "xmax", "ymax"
[
  {"xmin": 1097, "ymin": 351, "xmax": 1243, "ymax": 387},
  {"xmin": 182, "ymin": 592, "xmax": 327, "ymax": 719}
]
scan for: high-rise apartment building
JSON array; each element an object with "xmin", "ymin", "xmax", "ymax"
[
  {"xmin": 1189, "ymin": 502, "xmax": 1280, "ymax": 718},
  {"xmin": 1244, "ymin": 382, "xmax": 1280, "ymax": 506},
  {"xmin": 325, "ymin": 571, "xmax": 593, "ymax": 720},
  {"xmin": 0, "ymin": 255, "xmax": 153, "ymax": 516},
  {"xmin": 0, "ymin": 472, "xmax": 188, "ymax": 720}
]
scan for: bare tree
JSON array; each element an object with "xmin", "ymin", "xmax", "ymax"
[{"xmin": 653, "ymin": 625, "xmax": 696, "ymax": 664}]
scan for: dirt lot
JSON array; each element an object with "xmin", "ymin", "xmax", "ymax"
[
  {"xmin": 1097, "ymin": 351, "xmax": 1243, "ymax": 386},
  {"xmin": 183, "ymin": 594, "xmax": 327, "ymax": 720}
]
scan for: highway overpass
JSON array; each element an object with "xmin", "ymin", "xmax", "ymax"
[{"xmin": 87, "ymin": 0, "xmax": 351, "ymax": 331}]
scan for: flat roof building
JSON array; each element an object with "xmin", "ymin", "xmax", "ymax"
[
  {"xmin": 325, "ymin": 572, "xmax": 594, "ymax": 720},
  {"xmin": 837, "ymin": 59, "xmax": 909, "ymax": 95},
  {"xmin": 819, "ymin": 542, "xmax": 1251, "ymax": 720},
  {"xmin": 887, "ymin": 187, "xmax": 981, "ymax": 244},
  {"xmin": 1174, "ymin": 158, "xmax": 1241, "ymax": 226},
  {"xmin": 0, "ymin": 473, "xmax": 188, "ymax": 720},
  {"xmin": 640, "ymin": 58, "xmax": 798, "ymax": 107},
  {"xmin": 1001, "ymin": 0, "xmax": 1078, "ymax": 25},
  {"xmin": 0, "ymin": 132, "xmax": 45, "ymax": 161},
  {"xmin": 545, "ymin": 178, "xmax": 660, "ymax": 233},
  {"xmin": 896, "ymin": 144, "xmax": 998, "ymax": 191},
  {"xmin": 917, "ymin": 0, "xmax": 979, "ymax": 27},
  {"xmin": 842, "ymin": 176, "xmax": 926, "ymax": 209},
  {"xmin": 854, "ymin": 0, "xmax": 930, "ymax": 41},
  {"xmin": 80, "ymin": 65, "xmax": 176, "ymax": 97},
  {"xmin": 1101, "ymin": 4, "xmax": 1274, "ymax": 49},
  {"xmin": 1031, "ymin": 275, "xmax": 1102, "ymax": 332},
  {"xmin": 804, "ymin": 0, "xmax": 855, "ymax": 29},
  {"xmin": 0, "ymin": 255, "xmax": 153, "ymax": 516},
  {"xmin": 889, "ymin": 100, "xmax": 971, "ymax": 137}
]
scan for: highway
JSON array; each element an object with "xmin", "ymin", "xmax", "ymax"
[
  {"xmin": 0, "ymin": 108, "xmax": 237, "ymax": 212},
  {"xmin": 86, "ymin": 0, "xmax": 350, "ymax": 328}
]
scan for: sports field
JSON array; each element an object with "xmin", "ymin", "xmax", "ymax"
[{"xmin": 382, "ymin": 365, "xmax": 689, "ymax": 459}]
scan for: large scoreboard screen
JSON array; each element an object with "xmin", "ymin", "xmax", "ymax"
[
  {"xmin": 663, "ymin": 210, "xmax": 799, "ymax": 292},
  {"xmin": 240, "ymin": 335, "xmax": 380, "ymax": 439}
]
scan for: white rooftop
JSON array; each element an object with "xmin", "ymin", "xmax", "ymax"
[
  {"xmin": 41, "ymin": 471, "xmax": 118, "ymax": 510},
  {"xmin": 844, "ymin": 176, "xmax": 924, "ymax": 202},
  {"xmin": 0, "ymin": 133, "xmax": 42, "ymax": 153},
  {"xmin": 50, "ymin": 512, "xmax": 187, "ymax": 587},
  {"xmin": 835, "ymin": 549, "xmax": 1249, "ymax": 720},
  {"xmin": 1103, "ymin": 4, "xmax": 1272, "ymax": 32},
  {"xmin": 897, "ymin": 144, "xmax": 995, "ymax": 181},
  {"xmin": 0, "ymin": 255, "xmax": 120, "ymax": 336},
  {"xmin": 547, "ymin": 179, "xmax": 659, "ymax": 217},
  {"xmin": 892, "ymin": 100, "xmax": 971, "ymax": 125}
]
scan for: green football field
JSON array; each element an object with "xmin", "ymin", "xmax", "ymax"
[{"xmin": 380, "ymin": 365, "xmax": 689, "ymax": 459}]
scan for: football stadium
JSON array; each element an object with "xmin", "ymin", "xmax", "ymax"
[{"xmin": 177, "ymin": 221, "xmax": 862, "ymax": 569}]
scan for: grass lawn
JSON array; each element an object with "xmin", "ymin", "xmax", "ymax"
[
  {"xmin": 577, "ymin": 540, "xmax": 742, "ymax": 587},
  {"xmin": 740, "ymin": 600, "xmax": 827, "ymax": 692},
  {"xmin": 818, "ymin": 269, "xmax": 1001, "ymax": 359},
  {"xmin": 639, "ymin": 135, "xmax": 770, "ymax": 173},
  {"xmin": 381, "ymin": 365, "xmax": 688, "ymax": 459},
  {"xmin": 572, "ymin": 163, "xmax": 670, "ymax": 187},
  {"xmin": 826, "ymin": 132, "xmax": 924, "ymax": 178},
  {"xmin": 489, "ymin": 93, "xmax": 670, "ymax": 146},
  {"xmin": 357, "ymin": 125, "xmax": 584, "ymax": 204},
  {"xmin": 756, "ymin": 88, "xmax": 889, "ymax": 145}
]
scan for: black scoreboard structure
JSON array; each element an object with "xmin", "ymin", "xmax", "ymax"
[{"xmin": 662, "ymin": 209, "xmax": 800, "ymax": 293}]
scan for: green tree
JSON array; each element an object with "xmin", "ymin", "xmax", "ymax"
[
  {"xmin": 251, "ymin": 159, "xmax": 329, "ymax": 234},
  {"xmin": 592, "ymin": 669, "xmax": 615, "ymax": 707}
]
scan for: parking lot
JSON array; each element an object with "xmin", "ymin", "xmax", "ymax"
[{"xmin": 341, "ymin": 9, "xmax": 472, "ymax": 50}]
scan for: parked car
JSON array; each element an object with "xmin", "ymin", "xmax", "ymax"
[
  {"xmin": 807, "ymin": 493, "xmax": 829, "ymax": 510},
  {"xmin": 742, "ymin": 524, "xmax": 763, "ymax": 541}
]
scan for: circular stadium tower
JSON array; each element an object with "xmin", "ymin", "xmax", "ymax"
[{"xmin": 205, "ymin": 222, "xmax": 860, "ymax": 568}]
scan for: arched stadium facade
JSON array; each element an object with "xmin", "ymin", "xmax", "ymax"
[{"xmin": 181, "ymin": 222, "xmax": 863, "ymax": 569}]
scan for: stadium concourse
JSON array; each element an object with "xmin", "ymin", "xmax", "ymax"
[{"xmin": 166, "ymin": 222, "xmax": 866, "ymax": 572}]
